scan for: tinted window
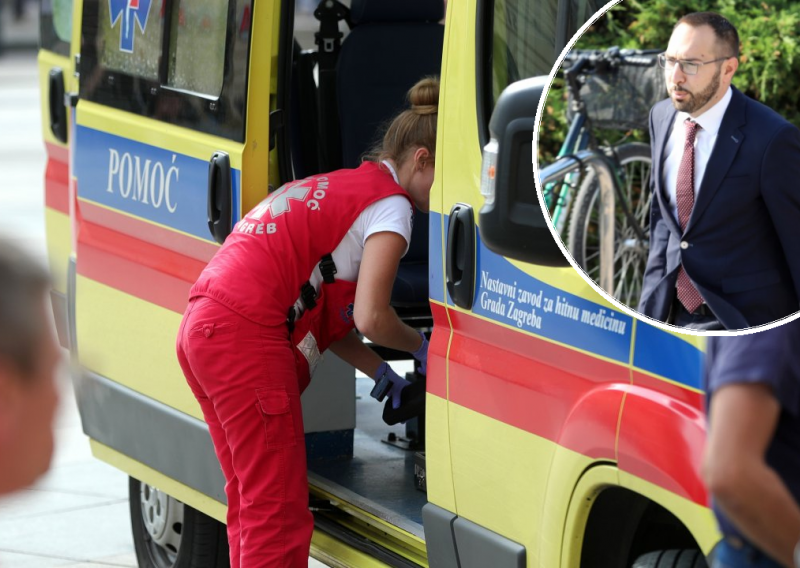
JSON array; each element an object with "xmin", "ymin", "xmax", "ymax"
[
  {"xmin": 489, "ymin": 0, "xmax": 603, "ymax": 109},
  {"xmin": 40, "ymin": 0, "xmax": 74, "ymax": 56},
  {"xmin": 481, "ymin": 0, "xmax": 603, "ymax": 134},
  {"xmin": 492, "ymin": 0, "xmax": 558, "ymax": 106},
  {"xmin": 97, "ymin": 0, "xmax": 164, "ymax": 81},
  {"xmin": 80, "ymin": 0, "xmax": 252, "ymax": 141},
  {"xmin": 479, "ymin": 0, "xmax": 604, "ymax": 202},
  {"xmin": 566, "ymin": 0, "xmax": 601, "ymax": 42},
  {"xmin": 166, "ymin": 0, "xmax": 228, "ymax": 96}
]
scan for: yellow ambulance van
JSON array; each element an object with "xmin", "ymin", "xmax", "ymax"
[{"xmin": 39, "ymin": 0, "xmax": 718, "ymax": 566}]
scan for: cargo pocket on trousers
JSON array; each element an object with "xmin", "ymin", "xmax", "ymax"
[{"xmin": 255, "ymin": 388, "xmax": 296, "ymax": 451}]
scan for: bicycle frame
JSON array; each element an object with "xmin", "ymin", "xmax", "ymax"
[
  {"xmin": 545, "ymin": 112, "xmax": 591, "ymax": 235},
  {"xmin": 540, "ymin": 148, "xmax": 621, "ymax": 293}
]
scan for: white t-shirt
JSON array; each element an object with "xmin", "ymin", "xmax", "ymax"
[{"xmin": 294, "ymin": 164, "xmax": 413, "ymax": 314}]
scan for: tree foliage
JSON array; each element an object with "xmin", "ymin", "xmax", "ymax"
[{"xmin": 539, "ymin": 0, "xmax": 800, "ymax": 164}]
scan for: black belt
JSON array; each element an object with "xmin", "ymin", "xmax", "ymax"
[
  {"xmin": 691, "ymin": 303, "xmax": 714, "ymax": 317},
  {"xmin": 673, "ymin": 296, "xmax": 713, "ymax": 316}
]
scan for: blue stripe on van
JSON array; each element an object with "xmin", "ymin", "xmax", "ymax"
[
  {"xmin": 633, "ymin": 324, "xmax": 705, "ymax": 390},
  {"xmin": 428, "ymin": 212, "xmax": 632, "ymax": 363},
  {"xmin": 429, "ymin": 211, "xmax": 704, "ymax": 383},
  {"xmin": 429, "ymin": 211, "xmax": 445, "ymax": 303},
  {"xmin": 74, "ymin": 126, "xmax": 241, "ymax": 241}
]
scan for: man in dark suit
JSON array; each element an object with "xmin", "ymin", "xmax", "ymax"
[{"xmin": 638, "ymin": 12, "xmax": 800, "ymax": 330}]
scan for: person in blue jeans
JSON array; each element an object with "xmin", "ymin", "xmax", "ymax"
[{"xmin": 704, "ymin": 321, "xmax": 800, "ymax": 567}]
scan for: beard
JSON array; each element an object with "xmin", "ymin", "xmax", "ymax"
[{"xmin": 670, "ymin": 66, "xmax": 721, "ymax": 114}]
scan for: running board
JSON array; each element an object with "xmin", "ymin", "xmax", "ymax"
[{"xmin": 313, "ymin": 513, "xmax": 422, "ymax": 568}]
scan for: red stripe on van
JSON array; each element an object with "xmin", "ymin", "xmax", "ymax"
[
  {"xmin": 77, "ymin": 217, "xmax": 206, "ymax": 314},
  {"xmin": 79, "ymin": 200, "xmax": 218, "ymax": 262},
  {"xmin": 618, "ymin": 371, "xmax": 707, "ymax": 506},
  {"xmin": 427, "ymin": 303, "xmax": 448, "ymax": 400},
  {"xmin": 44, "ymin": 142, "xmax": 69, "ymax": 214},
  {"xmin": 441, "ymin": 310, "xmax": 708, "ymax": 506},
  {"xmin": 446, "ymin": 309, "xmax": 627, "ymax": 461}
]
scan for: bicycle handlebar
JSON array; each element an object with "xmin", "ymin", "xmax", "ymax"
[{"xmin": 562, "ymin": 47, "xmax": 660, "ymax": 69}]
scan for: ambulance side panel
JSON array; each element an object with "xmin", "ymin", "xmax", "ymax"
[
  {"xmin": 427, "ymin": 0, "xmax": 631, "ymax": 566},
  {"xmin": 70, "ymin": 0, "xmax": 262, "ymax": 516},
  {"xmin": 427, "ymin": 1, "xmax": 718, "ymax": 566},
  {"xmin": 38, "ymin": 0, "xmax": 76, "ymax": 347}
]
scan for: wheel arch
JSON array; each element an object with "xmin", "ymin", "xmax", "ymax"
[{"xmin": 560, "ymin": 465, "xmax": 717, "ymax": 568}]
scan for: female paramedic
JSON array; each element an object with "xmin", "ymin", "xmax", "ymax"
[{"xmin": 175, "ymin": 77, "xmax": 437, "ymax": 567}]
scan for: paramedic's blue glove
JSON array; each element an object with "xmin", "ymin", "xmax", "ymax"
[
  {"xmin": 411, "ymin": 332, "xmax": 428, "ymax": 376},
  {"xmin": 370, "ymin": 362, "xmax": 411, "ymax": 410}
]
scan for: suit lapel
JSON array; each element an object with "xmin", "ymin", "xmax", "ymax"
[
  {"xmin": 687, "ymin": 88, "xmax": 746, "ymax": 231},
  {"xmin": 654, "ymin": 104, "xmax": 680, "ymax": 234}
]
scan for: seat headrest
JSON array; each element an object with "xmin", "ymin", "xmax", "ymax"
[{"xmin": 350, "ymin": 0, "xmax": 445, "ymax": 25}]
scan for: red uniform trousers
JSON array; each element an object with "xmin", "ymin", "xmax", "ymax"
[{"xmin": 176, "ymin": 296, "xmax": 313, "ymax": 568}]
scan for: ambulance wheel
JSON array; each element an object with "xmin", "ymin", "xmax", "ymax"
[
  {"xmin": 632, "ymin": 549, "xmax": 708, "ymax": 568},
  {"xmin": 129, "ymin": 477, "xmax": 229, "ymax": 568},
  {"xmin": 567, "ymin": 142, "xmax": 652, "ymax": 308}
]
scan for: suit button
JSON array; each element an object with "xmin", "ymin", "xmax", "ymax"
[{"xmin": 680, "ymin": 241, "xmax": 689, "ymax": 250}]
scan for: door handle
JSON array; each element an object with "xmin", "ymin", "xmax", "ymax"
[
  {"xmin": 446, "ymin": 203, "xmax": 476, "ymax": 310},
  {"xmin": 207, "ymin": 152, "xmax": 232, "ymax": 244},
  {"xmin": 48, "ymin": 68, "xmax": 67, "ymax": 144}
]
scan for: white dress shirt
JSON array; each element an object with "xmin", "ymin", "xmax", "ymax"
[{"xmin": 662, "ymin": 87, "xmax": 733, "ymax": 223}]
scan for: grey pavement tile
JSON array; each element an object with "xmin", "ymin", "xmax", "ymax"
[
  {"xmin": 0, "ymin": 489, "xmax": 121, "ymax": 522},
  {"xmin": 0, "ymin": 550, "xmax": 73, "ymax": 568},
  {"xmin": 49, "ymin": 427, "xmax": 94, "ymax": 468},
  {"xmin": 0, "ymin": 500, "xmax": 134, "ymax": 562},
  {"xmin": 62, "ymin": 552, "xmax": 137, "ymax": 567},
  {"xmin": 34, "ymin": 461, "xmax": 128, "ymax": 501}
]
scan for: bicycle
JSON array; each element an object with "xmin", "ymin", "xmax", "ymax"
[{"xmin": 543, "ymin": 46, "xmax": 665, "ymax": 308}]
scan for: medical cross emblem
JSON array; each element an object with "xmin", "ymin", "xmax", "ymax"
[
  {"xmin": 263, "ymin": 180, "xmax": 313, "ymax": 218},
  {"xmin": 109, "ymin": 0, "xmax": 153, "ymax": 53}
]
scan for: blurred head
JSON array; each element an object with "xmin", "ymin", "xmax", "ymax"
[
  {"xmin": 0, "ymin": 240, "xmax": 59, "ymax": 495},
  {"xmin": 368, "ymin": 77, "xmax": 439, "ymax": 212},
  {"xmin": 665, "ymin": 12, "xmax": 739, "ymax": 117}
]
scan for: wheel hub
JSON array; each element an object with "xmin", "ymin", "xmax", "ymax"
[{"xmin": 140, "ymin": 483, "xmax": 184, "ymax": 561}]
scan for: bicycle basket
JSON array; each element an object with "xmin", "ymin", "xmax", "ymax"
[{"xmin": 566, "ymin": 49, "xmax": 667, "ymax": 131}]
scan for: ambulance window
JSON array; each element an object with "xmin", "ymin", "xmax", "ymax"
[
  {"xmin": 79, "ymin": 0, "xmax": 252, "ymax": 142},
  {"xmin": 487, "ymin": 0, "xmax": 560, "ymax": 110},
  {"xmin": 40, "ymin": 0, "xmax": 73, "ymax": 56},
  {"xmin": 97, "ymin": 0, "xmax": 165, "ymax": 82},
  {"xmin": 166, "ymin": 1, "xmax": 228, "ymax": 97},
  {"xmin": 478, "ymin": 0, "xmax": 602, "ymax": 142},
  {"xmin": 566, "ymin": 0, "xmax": 601, "ymax": 39}
]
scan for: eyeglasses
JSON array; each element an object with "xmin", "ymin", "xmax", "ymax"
[{"xmin": 657, "ymin": 53, "xmax": 733, "ymax": 76}]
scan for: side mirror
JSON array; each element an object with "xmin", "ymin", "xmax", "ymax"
[{"xmin": 479, "ymin": 77, "xmax": 568, "ymax": 267}]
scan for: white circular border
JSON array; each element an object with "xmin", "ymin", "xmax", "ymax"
[{"xmin": 533, "ymin": 0, "xmax": 800, "ymax": 337}]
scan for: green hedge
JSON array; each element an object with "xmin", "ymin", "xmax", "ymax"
[{"xmin": 539, "ymin": 0, "xmax": 800, "ymax": 164}]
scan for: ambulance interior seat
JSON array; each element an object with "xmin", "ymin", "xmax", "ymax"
[
  {"xmin": 336, "ymin": 0, "xmax": 444, "ymax": 330},
  {"xmin": 290, "ymin": 39, "xmax": 321, "ymax": 181}
]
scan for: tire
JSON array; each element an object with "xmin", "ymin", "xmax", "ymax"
[
  {"xmin": 632, "ymin": 549, "xmax": 708, "ymax": 568},
  {"xmin": 129, "ymin": 477, "xmax": 229, "ymax": 568},
  {"xmin": 567, "ymin": 142, "xmax": 653, "ymax": 308}
]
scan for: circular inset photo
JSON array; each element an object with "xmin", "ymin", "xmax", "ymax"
[{"xmin": 536, "ymin": 1, "xmax": 800, "ymax": 334}]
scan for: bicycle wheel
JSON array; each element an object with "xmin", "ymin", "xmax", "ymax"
[{"xmin": 567, "ymin": 142, "xmax": 652, "ymax": 308}]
